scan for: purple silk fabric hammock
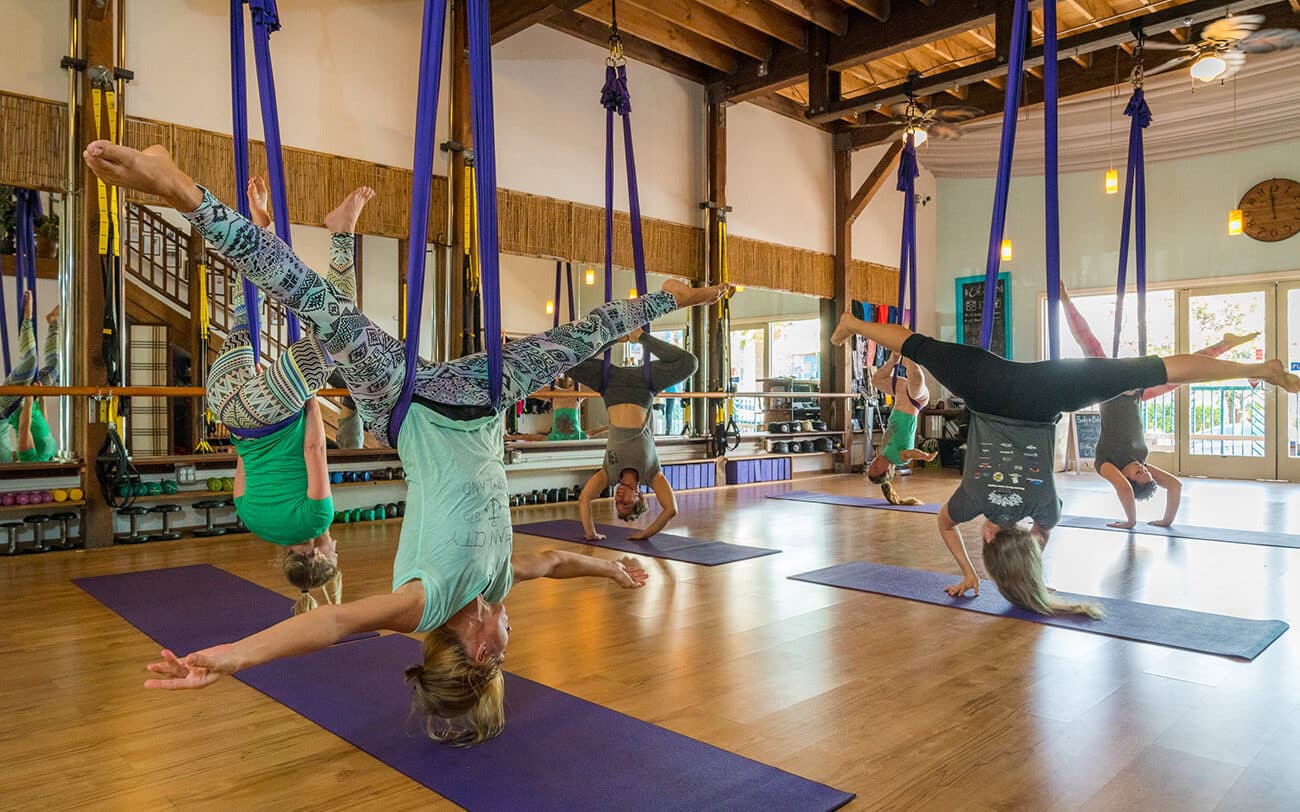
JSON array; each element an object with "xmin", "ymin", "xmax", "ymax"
[
  {"xmin": 553, "ymin": 261, "xmax": 575, "ymax": 328},
  {"xmin": 388, "ymin": 0, "xmax": 505, "ymax": 445},
  {"xmin": 599, "ymin": 59, "xmax": 655, "ymax": 392},
  {"xmin": 978, "ymin": 0, "xmax": 1061, "ymax": 359},
  {"xmin": 1112, "ymin": 83, "xmax": 1151, "ymax": 357},
  {"xmin": 9, "ymin": 189, "xmax": 44, "ymax": 378},
  {"xmin": 230, "ymin": 0, "xmax": 301, "ymax": 365}
]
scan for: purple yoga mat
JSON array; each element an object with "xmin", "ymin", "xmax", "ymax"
[
  {"xmin": 768, "ymin": 490, "xmax": 1300, "ymax": 550},
  {"xmin": 514, "ymin": 519, "xmax": 779, "ymax": 565},
  {"xmin": 76, "ymin": 565, "xmax": 852, "ymax": 811},
  {"xmin": 791, "ymin": 561, "xmax": 1288, "ymax": 660}
]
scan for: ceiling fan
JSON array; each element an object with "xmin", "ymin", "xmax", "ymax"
[
  {"xmin": 1144, "ymin": 14, "xmax": 1300, "ymax": 83},
  {"xmin": 848, "ymin": 98, "xmax": 984, "ymax": 146}
]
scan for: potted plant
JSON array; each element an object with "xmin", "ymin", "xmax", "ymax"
[{"xmin": 35, "ymin": 212, "xmax": 59, "ymax": 259}]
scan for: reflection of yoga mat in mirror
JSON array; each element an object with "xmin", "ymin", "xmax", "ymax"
[
  {"xmin": 514, "ymin": 519, "xmax": 779, "ymax": 565},
  {"xmin": 791, "ymin": 561, "xmax": 1287, "ymax": 660},
  {"xmin": 764, "ymin": 491, "xmax": 1300, "ymax": 549},
  {"xmin": 75, "ymin": 565, "xmax": 853, "ymax": 812}
]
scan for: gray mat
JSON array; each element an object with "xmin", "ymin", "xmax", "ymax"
[{"xmin": 790, "ymin": 561, "xmax": 1288, "ymax": 659}]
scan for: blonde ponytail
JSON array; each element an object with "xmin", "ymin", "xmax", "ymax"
[
  {"xmin": 322, "ymin": 570, "xmax": 343, "ymax": 606},
  {"xmin": 406, "ymin": 628, "xmax": 506, "ymax": 747},
  {"xmin": 292, "ymin": 590, "xmax": 319, "ymax": 616},
  {"xmin": 879, "ymin": 479, "xmax": 922, "ymax": 506},
  {"xmin": 982, "ymin": 526, "xmax": 1104, "ymax": 619}
]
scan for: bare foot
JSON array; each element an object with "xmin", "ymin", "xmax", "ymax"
[
  {"xmin": 831, "ymin": 311, "xmax": 862, "ymax": 346},
  {"xmin": 45, "ymin": 304, "xmax": 60, "ymax": 326},
  {"xmin": 324, "ymin": 186, "xmax": 376, "ymax": 234},
  {"xmin": 1223, "ymin": 331, "xmax": 1259, "ymax": 346},
  {"xmin": 83, "ymin": 141, "xmax": 202, "ymax": 211},
  {"xmin": 1261, "ymin": 358, "xmax": 1300, "ymax": 394},
  {"xmin": 661, "ymin": 279, "xmax": 733, "ymax": 307},
  {"xmin": 21, "ymin": 291, "xmax": 32, "ymax": 321},
  {"xmin": 246, "ymin": 177, "xmax": 272, "ymax": 228}
]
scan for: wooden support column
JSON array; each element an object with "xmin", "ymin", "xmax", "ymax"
[
  {"xmin": 446, "ymin": 0, "xmax": 470, "ymax": 360},
  {"xmin": 821, "ymin": 148, "xmax": 852, "ymax": 437},
  {"xmin": 697, "ymin": 99, "xmax": 726, "ymax": 438},
  {"xmin": 76, "ymin": 0, "xmax": 117, "ymax": 548}
]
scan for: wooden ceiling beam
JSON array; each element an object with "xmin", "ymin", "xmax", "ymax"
[
  {"xmin": 491, "ymin": 0, "xmax": 588, "ymax": 41},
  {"xmin": 692, "ymin": 0, "xmax": 808, "ymax": 49},
  {"xmin": 577, "ymin": 0, "xmax": 742, "ymax": 71},
  {"xmin": 546, "ymin": 11, "xmax": 715, "ymax": 83},
  {"xmin": 839, "ymin": 0, "xmax": 890, "ymax": 24},
  {"xmin": 623, "ymin": 0, "xmax": 773, "ymax": 60},
  {"xmin": 723, "ymin": 0, "xmax": 1006, "ymax": 101},
  {"xmin": 812, "ymin": 0, "xmax": 1279, "ymax": 123},
  {"xmin": 765, "ymin": 0, "xmax": 848, "ymax": 34},
  {"xmin": 847, "ymin": 139, "xmax": 903, "ymax": 223}
]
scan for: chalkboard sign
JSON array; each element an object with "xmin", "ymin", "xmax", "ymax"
[
  {"xmin": 1072, "ymin": 411, "xmax": 1103, "ymax": 467},
  {"xmin": 954, "ymin": 272, "xmax": 1012, "ymax": 358}
]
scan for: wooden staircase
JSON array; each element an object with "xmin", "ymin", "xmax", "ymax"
[{"xmin": 122, "ymin": 203, "xmax": 372, "ymax": 447}]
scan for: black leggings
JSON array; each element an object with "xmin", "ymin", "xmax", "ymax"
[{"xmin": 901, "ymin": 334, "xmax": 1167, "ymax": 423}]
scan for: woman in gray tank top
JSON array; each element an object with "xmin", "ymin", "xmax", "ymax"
[
  {"xmin": 1062, "ymin": 282, "xmax": 1257, "ymax": 530},
  {"xmin": 572, "ymin": 328, "xmax": 699, "ymax": 541}
]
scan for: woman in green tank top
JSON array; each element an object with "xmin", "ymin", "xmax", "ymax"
[
  {"xmin": 865, "ymin": 350, "xmax": 938, "ymax": 505},
  {"xmin": 0, "ymin": 293, "xmax": 62, "ymax": 462},
  {"xmin": 209, "ymin": 180, "xmax": 376, "ymax": 614}
]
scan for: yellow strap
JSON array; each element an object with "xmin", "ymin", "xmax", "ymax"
[
  {"xmin": 466, "ymin": 164, "xmax": 480, "ymax": 296},
  {"xmin": 105, "ymin": 89, "xmax": 121, "ymax": 258},
  {"xmin": 92, "ymin": 88, "xmax": 110, "ymax": 256},
  {"xmin": 398, "ymin": 280, "xmax": 408, "ymax": 341},
  {"xmin": 196, "ymin": 263, "xmax": 210, "ymax": 338}
]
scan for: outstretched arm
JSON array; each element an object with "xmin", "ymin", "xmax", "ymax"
[
  {"xmin": 938, "ymin": 504, "xmax": 980, "ymax": 597},
  {"xmin": 578, "ymin": 469, "xmax": 609, "ymax": 540},
  {"xmin": 143, "ymin": 585, "xmax": 424, "ymax": 690},
  {"xmin": 512, "ymin": 550, "xmax": 648, "ymax": 588},
  {"xmin": 1147, "ymin": 464, "xmax": 1181, "ymax": 526},
  {"xmin": 628, "ymin": 472, "xmax": 678, "ymax": 540},
  {"xmin": 1096, "ymin": 462, "xmax": 1138, "ymax": 528}
]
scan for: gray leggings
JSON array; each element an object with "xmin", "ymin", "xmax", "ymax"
[{"xmin": 183, "ymin": 189, "xmax": 680, "ymax": 444}]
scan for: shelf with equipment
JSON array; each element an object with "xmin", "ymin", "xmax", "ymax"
[{"xmin": 758, "ymin": 378, "xmax": 822, "ymax": 424}]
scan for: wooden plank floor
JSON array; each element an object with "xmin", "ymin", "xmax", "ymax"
[{"xmin": 4, "ymin": 471, "xmax": 1298, "ymax": 811}]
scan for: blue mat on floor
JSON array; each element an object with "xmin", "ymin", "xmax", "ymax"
[
  {"xmin": 514, "ymin": 519, "xmax": 779, "ymax": 565},
  {"xmin": 768, "ymin": 490, "xmax": 1300, "ymax": 549},
  {"xmin": 76, "ymin": 565, "xmax": 851, "ymax": 811},
  {"xmin": 790, "ymin": 561, "xmax": 1287, "ymax": 660}
]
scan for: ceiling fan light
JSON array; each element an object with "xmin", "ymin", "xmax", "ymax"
[
  {"xmin": 1105, "ymin": 168, "xmax": 1119, "ymax": 195},
  {"xmin": 1190, "ymin": 53, "xmax": 1227, "ymax": 82},
  {"xmin": 903, "ymin": 126, "xmax": 928, "ymax": 147}
]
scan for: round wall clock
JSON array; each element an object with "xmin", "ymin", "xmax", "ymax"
[{"xmin": 1238, "ymin": 178, "xmax": 1300, "ymax": 242}]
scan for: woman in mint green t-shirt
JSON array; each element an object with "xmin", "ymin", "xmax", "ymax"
[
  {"xmin": 0, "ymin": 293, "xmax": 61, "ymax": 462},
  {"xmin": 83, "ymin": 142, "xmax": 732, "ymax": 747}
]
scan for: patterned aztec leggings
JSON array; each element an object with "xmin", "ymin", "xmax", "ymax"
[
  {"xmin": 185, "ymin": 189, "xmax": 679, "ymax": 444},
  {"xmin": 0, "ymin": 317, "xmax": 61, "ymax": 413},
  {"xmin": 207, "ymin": 230, "xmax": 357, "ymax": 431}
]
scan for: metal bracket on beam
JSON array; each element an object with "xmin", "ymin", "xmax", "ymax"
[{"xmin": 60, "ymin": 56, "xmax": 87, "ymax": 73}]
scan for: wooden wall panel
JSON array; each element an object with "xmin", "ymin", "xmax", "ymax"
[{"xmin": 0, "ymin": 93, "xmax": 68, "ymax": 192}]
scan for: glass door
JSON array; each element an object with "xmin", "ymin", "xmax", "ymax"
[
  {"xmin": 1277, "ymin": 282, "xmax": 1300, "ymax": 481},
  {"xmin": 1178, "ymin": 285, "xmax": 1276, "ymax": 479}
]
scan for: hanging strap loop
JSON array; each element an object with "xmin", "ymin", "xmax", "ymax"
[{"xmin": 1113, "ymin": 85, "xmax": 1151, "ymax": 357}]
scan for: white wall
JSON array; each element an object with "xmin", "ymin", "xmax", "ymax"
[
  {"xmin": 2, "ymin": 0, "xmax": 67, "ymax": 102},
  {"xmin": 727, "ymin": 102, "xmax": 833, "ymax": 254},
  {"xmin": 935, "ymin": 136, "xmax": 1300, "ymax": 360}
]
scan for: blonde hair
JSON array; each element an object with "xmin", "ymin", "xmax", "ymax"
[
  {"xmin": 405, "ymin": 627, "xmax": 505, "ymax": 747},
  {"xmin": 281, "ymin": 551, "xmax": 342, "ymax": 615},
  {"xmin": 982, "ymin": 526, "xmax": 1104, "ymax": 619},
  {"xmin": 617, "ymin": 494, "xmax": 649, "ymax": 522}
]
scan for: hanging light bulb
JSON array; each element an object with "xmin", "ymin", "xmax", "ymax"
[
  {"xmin": 1190, "ymin": 52, "xmax": 1227, "ymax": 83},
  {"xmin": 628, "ymin": 287, "xmax": 639, "ymax": 299},
  {"xmin": 1228, "ymin": 208, "xmax": 1243, "ymax": 236},
  {"xmin": 903, "ymin": 125, "xmax": 928, "ymax": 147},
  {"xmin": 1000, "ymin": 239, "xmax": 1014, "ymax": 261},
  {"xmin": 1104, "ymin": 168, "xmax": 1119, "ymax": 195},
  {"xmin": 545, "ymin": 299, "xmax": 555, "ymax": 315},
  {"xmin": 585, "ymin": 268, "xmax": 595, "ymax": 285}
]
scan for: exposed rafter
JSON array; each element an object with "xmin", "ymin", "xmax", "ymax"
[
  {"xmin": 546, "ymin": 10, "xmax": 715, "ymax": 83},
  {"xmin": 576, "ymin": 0, "xmax": 743, "ymax": 72},
  {"xmin": 692, "ymin": 0, "xmax": 809, "ymax": 49},
  {"xmin": 811, "ymin": 0, "xmax": 1279, "ymax": 123},
  {"xmin": 623, "ymin": 0, "xmax": 774, "ymax": 60}
]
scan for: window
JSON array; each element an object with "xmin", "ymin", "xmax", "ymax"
[
  {"xmin": 769, "ymin": 318, "xmax": 821, "ymax": 380},
  {"xmin": 626, "ymin": 329, "xmax": 688, "ymax": 436},
  {"xmin": 730, "ymin": 327, "xmax": 766, "ymax": 431}
]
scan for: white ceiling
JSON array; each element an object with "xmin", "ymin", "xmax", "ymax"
[{"xmin": 915, "ymin": 48, "xmax": 1300, "ymax": 178}]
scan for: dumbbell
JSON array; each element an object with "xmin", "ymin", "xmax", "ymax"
[
  {"xmin": 207, "ymin": 477, "xmax": 224, "ymax": 492},
  {"xmin": 772, "ymin": 441, "xmax": 789, "ymax": 454},
  {"xmin": 386, "ymin": 503, "xmax": 399, "ymax": 518},
  {"xmin": 161, "ymin": 480, "xmax": 179, "ymax": 495}
]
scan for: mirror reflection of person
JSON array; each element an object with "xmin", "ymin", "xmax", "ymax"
[{"xmin": 0, "ymin": 293, "xmax": 60, "ymax": 462}]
